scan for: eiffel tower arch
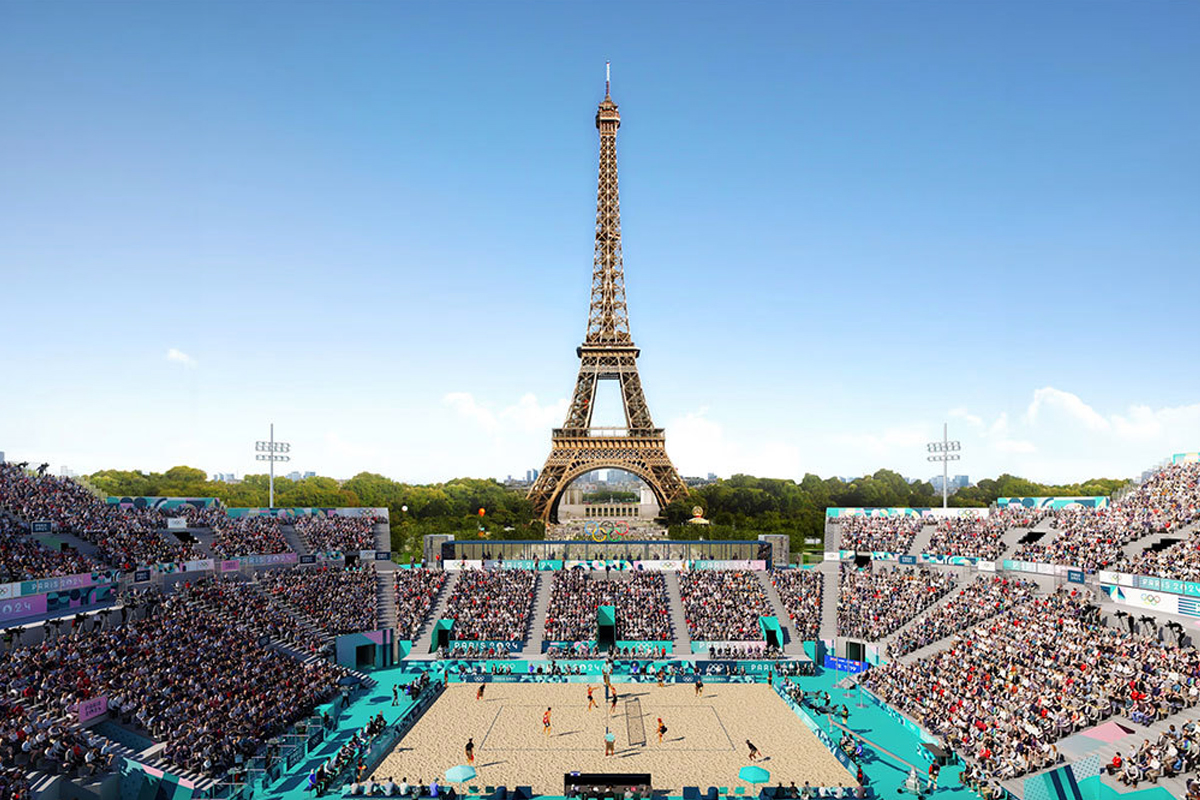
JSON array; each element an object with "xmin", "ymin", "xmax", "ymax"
[{"xmin": 528, "ymin": 68, "xmax": 687, "ymax": 523}]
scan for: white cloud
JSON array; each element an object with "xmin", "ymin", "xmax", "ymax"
[
  {"xmin": 668, "ymin": 407, "xmax": 803, "ymax": 479},
  {"xmin": 444, "ymin": 392, "xmax": 569, "ymax": 437},
  {"xmin": 1026, "ymin": 387, "xmax": 1108, "ymax": 431},
  {"xmin": 444, "ymin": 391, "xmax": 500, "ymax": 433},
  {"xmin": 165, "ymin": 348, "xmax": 197, "ymax": 368}
]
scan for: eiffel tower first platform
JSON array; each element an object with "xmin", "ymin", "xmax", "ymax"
[{"xmin": 528, "ymin": 68, "xmax": 688, "ymax": 523}]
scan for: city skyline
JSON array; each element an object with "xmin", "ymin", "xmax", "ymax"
[{"xmin": 2, "ymin": 3, "xmax": 1198, "ymax": 486}]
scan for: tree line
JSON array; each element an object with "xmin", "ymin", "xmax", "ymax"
[{"xmin": 87, "ymin": 465, "xmax": 1126, "ymax": 558}]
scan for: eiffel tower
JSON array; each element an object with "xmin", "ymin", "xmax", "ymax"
[{"xmin": 528, "ymin": 67, "xmax": 687, "ymax": 523}]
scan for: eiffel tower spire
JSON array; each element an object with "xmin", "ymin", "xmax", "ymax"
[
  {"xmin": 587, "ymin": 62, "xmax": 630, "ymax": 347},
  {"xmin": 527, "ymin": 68, "xmax": 687, "ymax": 524}
]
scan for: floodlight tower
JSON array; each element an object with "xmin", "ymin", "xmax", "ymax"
[
  {"xmin": 926, "ymin": 422, "xmax": 961, "ymax": 509},
  {"xmin": 255, "ymin": 423, "xmax": 291, "ymax": 508}
]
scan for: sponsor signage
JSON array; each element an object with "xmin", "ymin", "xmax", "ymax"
[
  {"xmin": 898, "ymin": 555, "xmax": 917, "ymax": 565},
  {"xmin": 1067, "ymin": 569, "xmax": 1086, "ymax": 584},
  {"xmin": 299, "ymin": 555, "xmax": 317, "ymax": 565},
  {"xmin": 374, "ymin": 551, "xmax": 392, "ymax": 561},
  {"xmin": 689, "ymin": 560, "xmax": 767, "ymax": 570},
  {"xmin": 977, "ymin": 560, "xmax": 997, "ymax": 572},
  {"xmin": 633, "ymin": 560, "xmax": 686, "ymax": 571},
  {"xmin": 31, "ymin": 520, "xmax": 53, "ymax": 533},
  {"xmin": 18, "ymin": 571, "xmax": 116, "ymax": 597},
  {"xmin": 134, "ymin": 569, "xmax": 151, "ymax": 583},
  {"xmin": 77, "ymin": 696, "xmax": 108, "ymax": 725},
  {"xmin": 166, "ymin": 517, "xmax": 187, "ymax": 530},
  {"xmin": 0, "ymin": 595, "xmax": 47, "ymax": 623},
  {"xmin": 822, "ymin": 655, "xmax": 869, "ymax": 674}
]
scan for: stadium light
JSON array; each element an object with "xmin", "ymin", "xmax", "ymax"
[
  {"xmin": 926, "ymin": 422, "xmax": 961, "ymax": 510},
  {"xmin": 255, "ymin": 423, "xmax": 291, "ymax": 508}
]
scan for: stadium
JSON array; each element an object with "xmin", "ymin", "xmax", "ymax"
[
  {"xmin": 4, "ymin": 451, "xmax": 1200, "ymax": 800},
  {"xmin": 4, "ymin": 7, "xmax": 1198, "ymax": 800}
]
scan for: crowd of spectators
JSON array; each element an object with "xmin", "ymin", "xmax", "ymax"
[
  {"xmin": 836, "ymin": 515, "xmax": 926, "ymax": 554},
  {"xmin": 393, "ymin": 569, "xmax": 447, "ymax": 640},
  {"xmin": 259, "ymin": 566, "xmax": 379, "ymax": 635},
  {"xmin": 769, "ymin": 568, "xmax": 823, "ymax": 640},
  {"xmin": 544, "ymin": 571, "xmax": 672, "ymax": 643},
  {"xmin": 0, "ymin": 585, "xmax": 344, "ymax": 777},
  {"xmin": 0, "ymin": 462, "xmax": 197, "ymax": 568},
  {"xmin": 190, "ymin": 576, "xmax": 328, "ymax": 654},
  {"xmin": 864, "ymin": 589, "xmax": 1200, "ymax": 783},
  {"xmin": 679, "ymin": 570, "xmax": 773, "ymax": 641},
  {"xmin": 0, "ymin": 514, "xmax": 104, "ymax": 583},
  {"xmin": 295, "ymin": 515, "xmax": 379, "ymax": 553},
  {"xmin": 926, "ymin": 510, "xmax": 1027, "ymax": 561},
  {"xmin": 442, "ymin": 568, "xmax": 535, "ymax": 641},
  {"xmin": 211, "ymin": 516, "xmax": 291, "ymax": 558},
  {"xmin": 1015, "ymin": 462, "xmax": 1200, "ymax": 572},
  {"xmin": 1109, "ymin": 729, "xmax": 1200, "ymax": 790},
  {"xmin": 887, "ymin": 576, "xmax": 1038, "ymax": 658},
  {"xmin": 837, "ymin": 564, "xmax": 955, "ymax": 641},
  {"xmin": 0, "ymin": 767, "xmax": 30, "ymax": 800}
]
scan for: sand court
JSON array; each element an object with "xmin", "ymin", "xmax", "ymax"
[{"xmin": 371, "ymin": 682, "xmax": 856, "ymax": 793}]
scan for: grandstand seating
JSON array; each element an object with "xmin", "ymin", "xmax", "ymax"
[
  {"xmin": 258, "ymin": 565, "xmax": 379, "ymax": 635},
  {"xmin": 294, "ymin": 515, "xmax": 378, "ymax": 553},
  {"xmin": 886, "ymin": 575, "xmax": 1037, "ymax": 657},
  {"xmin": 837, "ymin": 564, "xmax": 955, "ymax": 641},
  {"xmin": 0, "ymin": 463, "xmax": 197, "ymax": 568},
  {"xmin": 210, "ymin": 516, "xmax": 291, "ymax": 558},
  {"xmin": 442, "ymin": 568, "xmax": 535, "ymax": 641},
  {"xmin": 864, "ymin": 589, "xmax": 1200, "ymax": 784},
  {"xmin": 544, "ymin": 571, "xmax": 671, "ymax": 642},
  {"xmin": 0, "ymin": 513, "xmax": 105, "ymax": 583},
  {"xmin": 0, "ymin": 584, "xmax": 344, "ymax": 779},
  {"xmin": 768, "ymin": 568, "xmax": 823, "ymax": 640},
  {"xmin": 393, "ymin": 568, "xmax": 447, "ymax": 640},
  {"xmin": 678, "ymin": 570, "xmax": 772, "ymax": 641},
  {"xmin": 1015, "ymin": 461, "xmax": 1200, "ymax": 571},
  {"xmin": 836, "ymin": 516, "xmax": 925, "ymax": 553}
]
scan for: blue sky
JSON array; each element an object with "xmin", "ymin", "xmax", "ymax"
[{"xmin": 1, "ymin": 2, "xmax": 1198, "ymax": 485}]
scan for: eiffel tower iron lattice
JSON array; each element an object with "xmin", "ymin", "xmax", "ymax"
[{"xmin": 528, "ymin": 70, "xmax": 687, "ymax": 523}]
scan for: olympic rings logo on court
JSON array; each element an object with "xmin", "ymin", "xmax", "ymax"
[
  {"xmin": 1140, "ymin": 593, "xmax": 1162, "ymax": 605},
  {"xmin": 585, "ymin": 520, "xmax": 630, "ymax": 542}
]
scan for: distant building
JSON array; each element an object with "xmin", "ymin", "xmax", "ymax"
[
  {"xmin": 212, "ymin": 472, "xmax": 239, "ymax": 483},
  {"xmin": 526, "ymin": 468, "xmax": 540, "ymax": 482},
  {"xmin": 304, "ymin": 471, "xmax": 316, "ymax": 479},
  {"xmin": 930, "ymin": 474, "xmax": 970, "ymax": 493},
  {"xmin": 0, "ymin": 451, "xmax": 5, "ymax": 463},
  {"xmin": 707, "ymin": 472, "xmax": 718, "ymax": 481}
]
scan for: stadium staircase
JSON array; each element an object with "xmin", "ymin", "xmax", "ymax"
[
  {"xmin": 663, "ymin": 571, "xmax": 692, "ymax": 657},
  {"xmin": 1121, "ymin": 519, "xmax": 1199, "ymax": 560},
  {"xmin": 282, "ymin": 523, "xmax": 308, "ymax": 555},
  {"xmin": 520, "ymin": 571, "xmax": 552, "ymax": 657},
  {"xmin": 373, "ymin": 520, "xmax": 390, "ymax": 552},
  {"xmin": 376, "ymin": 569, "xmax": 398, "ymax": 631},
  {"xmin": 824, "ymin": 518, "xmax": 841, "ymax": 553},
  {"xmin": 411, "ymin": 571, "xmax": 458, "ymax": 657},
  {"xmin": 907, "ymin": 522, "xmax": 937, "ymax": 556},
  {"xmin": 188, "ymin": 527, "xmax": 218, "ymax": 558},
  {"xmin": 817, "ymin": 561, "xmax": 839, "ymax": 641},
  {"xmin": 755, "ymin": 570, "xmax": 807, "ymax": 656},
  {"xmin": 998, "ymin": 524, "xmax": 1033, "ymax": 561}
]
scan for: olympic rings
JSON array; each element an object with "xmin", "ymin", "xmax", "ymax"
[
  {"xmin": 584, "ymin": 520, "xmax": 630, "ymax": 542},
  {"xmin": 1140, "ymin": 593, "xmax": 1162, "ymax": 605}
]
